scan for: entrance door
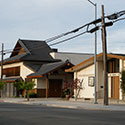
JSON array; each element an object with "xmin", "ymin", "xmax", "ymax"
[
  {"xmin": 49, "ymin": 79, "xmax": 62, "ymax": 97},
  {"xmin": 111, "ymin": 76, "xmax": 119, "ymax": 99}
]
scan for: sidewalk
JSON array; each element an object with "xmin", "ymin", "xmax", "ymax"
[{"xmin": 1, "ymin": 98, "xmax": 125, "ymax": 111}]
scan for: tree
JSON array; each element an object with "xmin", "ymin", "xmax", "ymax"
[
  {"xmin": 63, "ymin": 78, "xmax": 83, "ymax": 100},
  {"xmin": 14, "ymin": 80, "xmax": 35, "ymax": 101},
  {"xmin": 14, "ymin": 80, "xmax": 25, "ymax": 97},
  {"xmin": 24, "ymin": 81, "xmax": 35, "ymax": 101},
  {"xmin": 0, "ymin": 81, "xmax": 6, "ymax": 97},
  {"xmin": 121, "ymin": 70, "xmax": 125, "ymax": 100}
]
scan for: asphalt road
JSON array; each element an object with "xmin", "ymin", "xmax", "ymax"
[{"xmin": 0, "ymin": 102, "xmax": 125, "ymax": 125}]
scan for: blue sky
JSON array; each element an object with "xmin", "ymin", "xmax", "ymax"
[{"xmin": 0, "ymin": 0, "xmax": 125, "ymax": 58}]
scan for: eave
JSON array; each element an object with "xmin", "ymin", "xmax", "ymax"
[{"xmin": 66, "ymin": 53, "xmax": 125, "ymax": 72}]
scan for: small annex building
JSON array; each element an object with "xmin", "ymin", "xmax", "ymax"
[{"xmin": 66, "ymin": 53, "xmax": 125, "ymax": 100}]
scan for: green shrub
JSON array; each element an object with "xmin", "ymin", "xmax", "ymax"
[
  {"xmin": 29, "ymin": 93, "xmax": 37, "ymax": 98},
  {"xmin": 62, "ymin": 89, "xmax": 70, "ymax": 98},
  {"xmin": 0, "ymin": 81, "xmax": 6, "ymax": 90}
]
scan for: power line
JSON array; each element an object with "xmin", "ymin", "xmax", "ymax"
[
  {"xmin": 49, "ymin": 31, "xmax": 88, "ymax": 46},
  {"xmin": 0, "ymin": 23, "xmax": 89, "ymax": 54},
  {"xmin": 1, "ymin": 17, "xmax": 125, "ymax": 56},
  {"xmin": 0, "ymin": 31, "xmax": 88, "ymax": 56},
  {"xmin": 1, "ymin": 10, "xmax": 125, "ymax": 55},
  {"xmin": 113, "ymin": 17, "xmax": 125, "ymax": 23},
  {"xmin": 45, "ymin": 24, "xmax": 89, "ymax": 43}
]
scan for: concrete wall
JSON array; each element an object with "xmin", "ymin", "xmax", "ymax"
[
  {"xmin": 96, "ymin": 61, "xmax": 104, "ymax": 98},
  {"xmin": 74, "ymin": 64, "xmax": 95, "ymax": 99}
]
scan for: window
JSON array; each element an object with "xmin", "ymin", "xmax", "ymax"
[
  {"xmin": 3, "ymin": 67, "xmax": 20, "ymax": 77},
  {"xmin": 88, "ymin": 76, "xmax": 94, "ymax": 87},
  {"xmin": 107, "ymin": 59, "xmax": 119, "ymax": 73}
]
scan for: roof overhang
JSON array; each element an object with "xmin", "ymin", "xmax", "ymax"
[
  {"xmin": 1, "ymin": 76, "xmax": 23, "ymax": 83},
  {"xmin": 66, "ymin": 53, "xmax": 125, "ymax": 72},
  {"xmin": 27, "ymin": 75, "xmax": 43, "ymax": 78},
  {"xmin": 2, "ymin": 59, "xmax": 22, "ymax": 65},
  {"xmin": 27, "ymin": 61, "xmax": 73, "ymax": 78}
]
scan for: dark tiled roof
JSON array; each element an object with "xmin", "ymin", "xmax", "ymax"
[
  {"xmin": 28, "ymin": 61, "xmax": 71, "ymax": 77},
  {"xmin": 23, "ymin": 62, "xmax": 42, "ymax": 72},
  {"xmin": 19, "ymin": 39, "xmax": 55, "ymax": 61},
  {"xmin": 3, "ymin": 53, "xmax": 27, "ymax": 63},
  {"xmin": 4, "ymin": 39, "xmax": 59, "ymax": 63},
  {"xmin": 110, "ymin": 53, "xmax": 125, "ymax": 57}
]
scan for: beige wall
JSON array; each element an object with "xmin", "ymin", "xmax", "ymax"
[
  {"xmin": 21, "ymin": 64, "xmax": 34, "ymax": 80},
  {"xmin": 0, "ymin": 62, "xmax": 34, "ymax": 80},
  {"xmin": 74, "ymin": 64, "xmax": 95, "ymax": 99},
  {"xmin": 37, "ymin": 78, "xmax": 46, "ymax": 89}
]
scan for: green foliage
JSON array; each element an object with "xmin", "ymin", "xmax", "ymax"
[
  {"xmin": 62, "ymin": 89, "xmax": 70, "ymax": 98},
  {"xmin": 121, "ymin": 70, "xmax": 125, "ymax": 94},
  {"xmin": 14, "ymin": 81, "xmax": 35, "ymax": 91},
  {"xmin": 14, "ymin": 80, "xmax": 25, "ymax": 91},
  {"xmin": 24, "ymin": 81, "xmax": 35, "ymax": 91},
  {"xmin": 26, "ymin": 92, "xmax": 37, "ymax": 98},
  {"xmin": 0, "ymin": 81, "xmax": 6, "ymax": 90}
]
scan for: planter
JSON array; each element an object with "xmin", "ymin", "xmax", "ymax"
[{"xmin": 65, "ymin": 95, "xmax": 70, "ymax": 100}]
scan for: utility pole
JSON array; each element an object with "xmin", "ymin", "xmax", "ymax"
[
  {"xmin": 1, "ymin": 43, "xmax": 4, "ymax": 81},
  {"xmin": 88, "ymin": 0, "xmax": 97, "ymax": 104},
  {"xmin": 101, "ymin": 5, "xmax": 108, "ymax": 105}
]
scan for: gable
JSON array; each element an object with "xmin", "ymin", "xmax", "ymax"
[
  {"xmin": 10, "ymin": 40, "xmax": 26, "ymax": 57},
  {"xmin": 4, "ymin": 39, "xmax": 60, "ymax": 64}
]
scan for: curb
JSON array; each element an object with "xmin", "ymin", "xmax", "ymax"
[{"xmin": 1, "ymin": 100, "xmax": 125, "ymax": 112}]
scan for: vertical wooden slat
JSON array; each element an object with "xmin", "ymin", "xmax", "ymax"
[{"xmin": 111, "ymin": 76, "xmax": 119, "ymax": 99}]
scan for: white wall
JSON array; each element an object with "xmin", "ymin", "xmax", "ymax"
[
  {"xmin": 74, "ymin": 64, "xmax": 95, "ymax": 99},
  {"xmin": 21, "ymin": 64, "xmax": 34, "ymax": 80},
  {"xmin": 37, "ymin": 78, "xmax": 46, "ymax": 89},
  {"xmin": 0, "ymin": 62, "xmax": 34, "ymax": 80}
]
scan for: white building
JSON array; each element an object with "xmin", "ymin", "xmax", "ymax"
[{"xmin": 66, "ymin": 53, "xmax": 125, "ymax": 100}]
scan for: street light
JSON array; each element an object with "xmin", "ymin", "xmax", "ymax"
[{"xmin": 87, "ymin": 0, "xmax": 97, "ymax": 104}]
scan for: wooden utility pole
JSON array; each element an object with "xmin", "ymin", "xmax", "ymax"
[
  {"xmin": 46, "ymin": 75, "xmax": 49, "ymax": 98},
  {"xmin": 1, "ymin": 43, "xmax": 4, "ymax": 81},
  {"xmin": 101, "ymin": 5, "xmax": 108, "ymax": 105}
]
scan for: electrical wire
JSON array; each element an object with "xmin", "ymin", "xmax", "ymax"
[
  {"xmin": 45, "ymin": 24, "xmax": 89, "ymax": 43},
  {"xmin": 0, "ymin": 31, "xmax": 88, "ymax": 55},
  {"xmin": 28, "ymin": 31, "xmax": 88, "ymax": 51},
  {"xmin": 113, "ymin": 17, "xmax": 125, "ymax": 23},
  {"xmin": 1, "ymin": 10, "xmax": 125, "ymax": 56}
]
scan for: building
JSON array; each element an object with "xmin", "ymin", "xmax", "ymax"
[
  {"xmin": 0, "ymin": 39, "xmax": 93, "ymax": 98},
  {"xmin": 66, "ymin": 53, "xmax": 125, "ymax": 100}
]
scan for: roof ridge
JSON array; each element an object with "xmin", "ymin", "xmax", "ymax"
[{"xmin": 19, "ymin": 39, "xmax": 45, "ymax": 42}]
